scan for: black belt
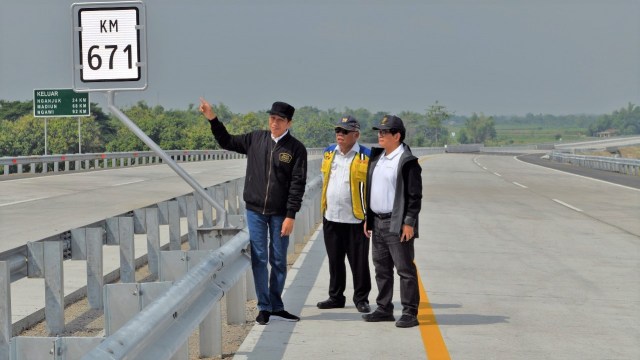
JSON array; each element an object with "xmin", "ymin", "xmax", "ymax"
[{"xmin": 373, "ymin": 212, "xmax": 392, "ymax": 219}]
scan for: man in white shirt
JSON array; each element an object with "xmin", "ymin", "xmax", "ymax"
[
  {"xmin": 318, "ymin": 116, "xmax": 372, "ymax": 313},
  {"xmin": 363, "ymin": 115, "xmax": 423, "ymax": 328}
]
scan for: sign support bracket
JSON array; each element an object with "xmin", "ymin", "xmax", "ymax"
[{"xmin": 105, "ymin": 91, "xmax": 230, "ymax": 228}]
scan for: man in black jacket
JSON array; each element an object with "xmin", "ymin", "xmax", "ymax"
[
  {"xmin": 199, "ymin": 98, "xmax": 307, "ymax": 325},
  {"xmin": 362, "ymin": 115, "xmax": 422, "ymax": 328}
]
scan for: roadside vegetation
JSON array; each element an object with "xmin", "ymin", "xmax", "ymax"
[{"xmin": 0, "ymin": 99, "xmax": 638, "ymax": 157}]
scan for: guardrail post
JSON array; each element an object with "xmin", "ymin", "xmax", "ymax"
[
  {"xmin": 146, "ymin": 207, "xmax": 160, "ymax": 279},
  {"xmin": 314, "ymin": 190, "xmax": 322, "ymax": 224},
  {"xmin": 202, "ymin": 189, "xmax": 214, "ymax": 228},
  {"xmin": 226, "ymin": 181, "xmax": 238, "ymax": 215},
  {"xmin": 292, "ymin": 212, "xmax": 305, "ymax": 249},
  {"xmin": 86, "ymin": 227, "xmax": 104, "ymax": 310},
  {"xmin": 70, "ymin": 228, "xmax": 88, "ymax": 260},
  {"xmin": 157, "ymin": 201, "xmax": 169, "ymax": 225},
  {"xmin": 27, "ymin": 242, "xmax": 44, "ymax": 278},
  {"xmin": 0, "ymin": 261, "xmax": 10, "ymax": 359},
  {"xmin": 213, "ymin": 185, "xmax": 225, "ymax": 223},
  {"xmin": 119, "ymin": 217, "xmax": 135, "ymax": 283},
  {"xmin": 133, "ymin": 208, "xmax": 146, "ymax": 234},
  {"xmin": 236, "ymin": 178, "xmax": 246, "ymax": 214},
  {"xmin": 301, "ymin": 204, "xmax": 311, "ymax": 240},
  {"xmin": 168, "ymin": 200, "xmax": 181, "ymax": 250},
  {"xmin": 245, "ymin": 267, "xmax": 256, "ymax": 301},
  {"xmin": 105, "ymin": 217, "xmax": 119, "ymax": 245},
  {"xmin": 226, "ymin": 273, "xmax": 246, "ymax": 325},
  {"xmin": 159, "ymin": 251, "xmax": 213, "ymax": 359},
  {"xmin": 187, "ymin": 195, "xmax": 198, "ymax": 249},
  {"xmin": 177, "ymin": 196, "xmax": 187, "ymax": 217},
  {"xmin": 44, "ymin": 240, "xmax": 64, "ymax": 335}
]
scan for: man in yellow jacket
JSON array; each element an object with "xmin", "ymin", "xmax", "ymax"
[{"xmin": 319, "ymin": 115, "xmax": 372, "ymax": 313}]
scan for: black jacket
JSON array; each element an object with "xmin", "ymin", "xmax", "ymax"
[
  {"xmin": 365, "ymin": 144, "xmax": 422, "ymax": 237},
  {"xmin": 209, "ymin": 118, "xmax": 307, "ymax": 218}
]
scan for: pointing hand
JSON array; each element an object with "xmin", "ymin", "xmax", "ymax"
[{"xmin": 199, "ymin": 97, "xmax": 216, "ymax": 120}]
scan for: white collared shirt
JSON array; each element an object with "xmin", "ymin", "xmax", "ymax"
[
  {"xmin": 271, "ymin": 129, "xmax": 289, "ymax": 143},
  {"xmin": 370, "ymin": 144, "xmax": 405, "ymax": 214},
  {"xmin": 325, "ymin": 143, "xmax": 361, "ymax": 224}
]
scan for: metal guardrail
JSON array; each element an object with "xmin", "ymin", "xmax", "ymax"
[
  {"xmin": 0, "ymin": 150, "xmax": 244, "ymax": 177},
  {"xmin": 1, "ymin": 145, "xmax": 550, "ymax": 178},
  {"xmin": 86, "ymin": 231, "xmax": 251, "ymax": 359},
  {"xmin": 1, "ymin": 158, "xmax": 323, "ymax": 359},
  {"xmin": 0, "ymin": 149, "xmax": 326, "ymax": 177},
  {"xmin": 550, "ymin": 151, "xmax": 640, "ymax": 176}
]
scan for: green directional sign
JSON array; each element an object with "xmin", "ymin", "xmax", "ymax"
[{"xmin": 33, "ymin": 89, "xmax": 90, "ymax": 117}]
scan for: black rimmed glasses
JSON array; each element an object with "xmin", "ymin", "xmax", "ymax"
[
  {"xmin": 378, "ymin": 129, "xmax": 397, "ymax": 136},
  {"xmin": 335, "ymin": 128, "xmax": 355, "ymax": 135}
]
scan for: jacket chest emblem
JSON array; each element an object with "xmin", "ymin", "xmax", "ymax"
[{"xmin": 279, "ymin": 152, "xmax": 293, "ymax": 163}]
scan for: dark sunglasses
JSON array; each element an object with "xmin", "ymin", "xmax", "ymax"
[
  {"xmin": 378, "ymin": 129, "xmax": 398, "ymax": 136},
  {"xmin": 335, "ymin": 128, "xmax": 355, "ymax": 135}
]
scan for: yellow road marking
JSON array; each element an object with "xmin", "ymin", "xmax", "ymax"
[
  {"xmin": 417, "ymin": 268, "xmax": 451, "ymax": 359},
  {"xmin": 417, "ymin": 155, "xmax": 449, "ymax": 358}
]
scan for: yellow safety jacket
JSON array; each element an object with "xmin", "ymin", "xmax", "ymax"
[{"xmin": 321, "ymin": 144, "xmax": 370, "ymax": 220}]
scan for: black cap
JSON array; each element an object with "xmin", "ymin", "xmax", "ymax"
[
  {"xmin": 372, "ymin": 115, "xmax": 405, "ymax": 132},
  {"xmin": 335, "ymin": 115, "xmax": 360, "ymax": 132},
  {"xmin": 267, "ymin": 101, "xmax": 295, "ymax": 120}
]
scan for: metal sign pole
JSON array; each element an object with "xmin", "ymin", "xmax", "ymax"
[
  {"xmin": 78, "ymin": 118, "xmax": 82, "ymax": 154},
  {"xmin": 44, "ymin": 118, "xmax": 48, "ymax": 155},
  {"xmin": 105, "ymin": 91, "xmax": 229, "ymax": 228}
]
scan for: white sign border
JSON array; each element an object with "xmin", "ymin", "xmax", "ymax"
[{"xmin": 71, "ymin": 1, "xmax": 147, "ymax": 92}]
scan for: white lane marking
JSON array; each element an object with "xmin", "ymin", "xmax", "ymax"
[
  {"xmin": 482, "ymin": 166, "xmax": 488, "ymax": 170},
  {"xmin": 513, "ymin": 182, "xmax": 528, "ymax": 188},
  {"xmin": 493, "ymin": 172, "xmax": 502, "ymax": 177},
  {"xmin": 552, "ymin": 199, "xmax": 583, "ymax": 212},
  {"xmin": 0, "ymin": 196, "xmax": 48, "ymax": 207},
  {"xmin": 111, "ymin": 179, "xmax": 145, "ymax": 187}
]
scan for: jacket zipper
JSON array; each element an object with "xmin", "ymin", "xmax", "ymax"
[{"xmin": 263, "ymin": 140, "xmax": 277, "ymax": 214}]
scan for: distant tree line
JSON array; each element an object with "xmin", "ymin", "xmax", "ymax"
[
  {"xmin": 0, "ymin": 99, "xmax": 637, "ymax": 157},
  {"xmin": 587, "ymin": 103, "xmax": 639, "ymax": 136}
]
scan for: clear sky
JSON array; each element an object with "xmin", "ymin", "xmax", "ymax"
[{"xmin": 1, "ymin": 0, "xmax": 638, "ymax": 116}]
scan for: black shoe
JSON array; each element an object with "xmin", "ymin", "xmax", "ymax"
[
  {"xmin": 395, "ymin": 314, "xmax": 419, "ymax": 328},
  {"xmin": 317, "ymin": 298, "xmax": 345, "ymax": 309},
  {"xmin": 256, "ymin": 310, "xmax": 270, "ymax": 325},
  {"xmin": 362, "ymin": 309, "xmax": 395, "ymax": 322},
  {"xmin": 271, "ymin": 310, "xmax": 300, "ymax": 322},
  {"xmin": 356, "ymin": 302, "xmax": 371, "ymax": 313}
]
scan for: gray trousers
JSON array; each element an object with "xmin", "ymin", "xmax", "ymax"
[{"xmin": 371, "ymin": 217, "xmax": 419, "ymax": 316}]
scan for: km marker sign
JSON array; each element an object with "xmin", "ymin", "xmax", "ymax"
[{"xmin": 72, "ymin": 1, "xmax": 147, "ymax": 91}]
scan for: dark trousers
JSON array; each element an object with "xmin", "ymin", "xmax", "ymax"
[
  {"xmin": 371, "ymin": 217, "xmax": 419, "ymax": 316},
  {"xmin": 322, "ymin": 218, "xmax": 371, "ymax": 305}
]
